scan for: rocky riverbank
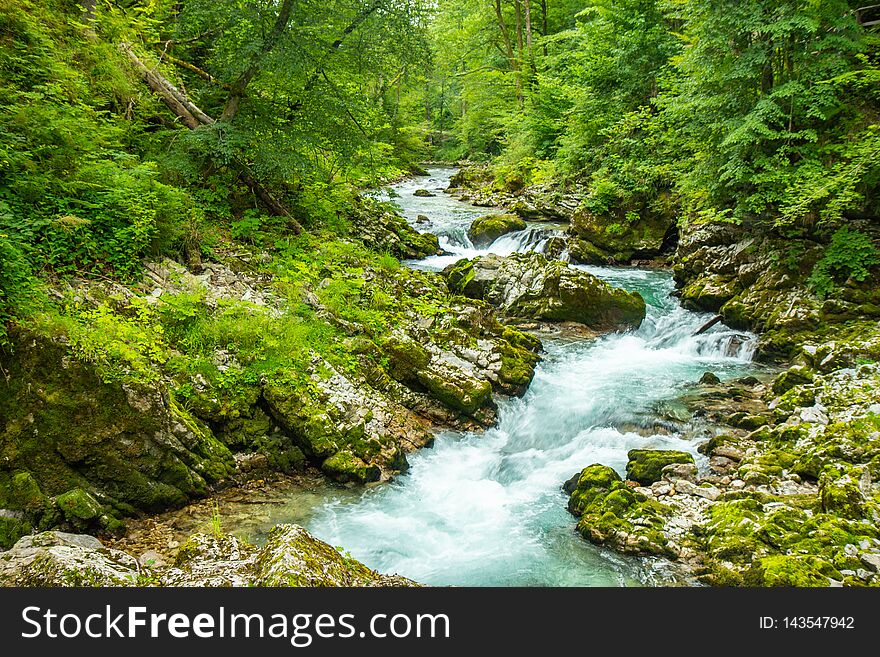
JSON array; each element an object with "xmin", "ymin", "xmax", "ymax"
[
  {"xmin": 0, "ymin": 524, "xmax": 416, "ymax": 587},
  {"xmin": 565, "ymin": 319, "xmax": 880, "ymax": 587},
  {"xmin": 443, "ymin": 164, "xmax": 880, "ymax": 587},
  {"xmin": 1, "ymin": 191, "xmax": 661, "ymax": 565}
]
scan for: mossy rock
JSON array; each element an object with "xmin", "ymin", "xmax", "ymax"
[
  {"xmin": 772, "ymin": 365, "xmax": 814, "ymax": 395},
  {"xmin": 0, "ymin": 328, "xmax": 235, "ymax": 524},
  {"xmin": 569, "ymin": 208, "xmax": 673, "ymax": 262},
  {"xmin": 568, "ymin": 238, "xmax": 610, "ymax": 265},
  {"xmin": 56, "ymin": 488, "xmax": 102, "ymax": 522},
  {"xmin": 321, "ymin": 451, "xmax": 381, "ymax": 484},
  {"xmin": 567, "ymin": 464, "xmax": 622, "ymax": 515},
  {"xmin": 745, "ymin": 555, "xmax": 839, "ymax": 587},
  {"xmin": 819, "ymin": 470, "xmax": 867, "ymax": 520},
  {"xmin": 444, "ymin": 259, "xmax": 484, "ymax": 298},
  {"xmin": 382, "ymin": 334, "xmax": 431, "ymax": 384},
  {"xmin": 449, "ymin": 253, "xmax": 646, "ymax": 330},
  {"xmin": 415, "ymin": 367, "xmax": 493, "ymax": 416},
  {"xmin": 467, "ymin": 214, "xmax": 526, "ymax": 247},
  {"xmin": 0, "ymin": 517, "xmax": 32, "ymax": 550},
  {"xmin": 625, "ymin": 449, "xmax": 695, "ymax": 485},
  {"xmin": 567, "ymin": 463, "xmax": 674, "ymax": 558},
  {"xmin": 413, "ymin": 188, "xmax": 434, "ymax": 197}
]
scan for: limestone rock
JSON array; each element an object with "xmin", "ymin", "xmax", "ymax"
[
  {"xmin": 0, "ymin": 532, "xmax": 142, "ymax": 587},
  {"xmin": 467, "ymin": 214, "xmax": 526, "ymax": 247},
  {"xmin": 444, "ymin": 253, "xmax": 645, "ymax": 330}
]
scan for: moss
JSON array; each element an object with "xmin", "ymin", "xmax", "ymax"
[
  {"xmin": 416, "ymin": 368, "xmax": 493, "ymax": 416},
  {"xmin": 0, "ymin": 516, "xmax": 32, "ymax": 549},
  {"xmin": 0, "ymin": 327, "xmax": 235, "ymax": 526},
  {"xmin": 567, "ymin": 463, "xmax": 674, "ymax": 558},
  {"xmin": 819, "ymin": 469, "xmax": 867, "ymax": 520},
  {"xmin": 445, "ymin": 259, "xmax": 479, "ymax": 297},
  {"xmin": 467, "ymin": 214, "xmax": 526, "ymax": 247},
  {"xmin": 55, "ymin": 488, "xmax": 102, "ymax": 522},
  {"xmin": 625, "ymin": 449, "xmax": 695, "ymax": 485},
  {"xmin": 321, "ymin": 450, "xmax": 381, "ymax": 484},
  {"xmin": 772, "ymin": 365, "xmax": 814, "ymax": 395},
  {"xmin": 382, "ymin": 334, "xmax": 431, "ymax": 383},
  {"xmin": 568, "ymin": 238, "xmax": 610, "ymax": 265},
  {"xmin": 745, "ymin": 555, "xmax": 838, "ymax": 587}
]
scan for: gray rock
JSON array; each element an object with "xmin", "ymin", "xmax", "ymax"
[
  {"xmin": 444, "ymin": 253, "xmax": 646, "ymax": 330},
  {"xmin": 0, "ymin": 532, "xmax": 142, "ymax": 587},
  {"xmin": 859, "ymin": 552, "xmax": 880, "ymax": 573},
  {"xmin": 162, "ymin": 525, "xmax": 417, "ymax": 587},
  {"xmin": 661, "ymin": 462, "xmax": 698, "ymax": 482}
]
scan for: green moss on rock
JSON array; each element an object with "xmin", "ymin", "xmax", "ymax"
[
  {"xmin": 321, "ymin": 450, "xmax": 381, "ymax": 484},
  {"xmin": 566, "ymin": 463, "xmax": 674, "ymax": 558},
  {"xmin": 467, "ymin": 214, "xmax": 526, "ymax": 247},
  {"xmin": 625, "ymin": 449, "xmax": 695, "ymax": 485}
]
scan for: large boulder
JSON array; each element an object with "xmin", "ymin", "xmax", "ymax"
[
  {"xmin": 0, "ymin": 526, "xmax": 417, "ymax": 587},
  {"xmin": 162, "ymin": 524, "xmax": 416, "ymax": 587},
  {"xmin": 444, "ymin": 252, "xmax": 646, "ymax": 330},
  {"xmin": 467, "ymin": 214, "xmax": 526, "ymax": 247},
  {"xmin": 569, "ymin": 207, "xmax": 674, "ymax": 263},
  {"xmin": 0, "ymin": 532, "xmax": 142, "ymax": 586},
  {"xmin": 566, "ymin": 464, "xmax": 674, "ymax": 558},
  {"xmin": 0, "ymin": 328, "xmax": 235, "ymax": 547}
]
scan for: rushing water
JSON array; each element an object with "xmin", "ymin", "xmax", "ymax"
[{"xmin": 245, "ymin": 167, "xmax": 761, "ymax": 586}]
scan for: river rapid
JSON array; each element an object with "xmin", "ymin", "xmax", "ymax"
[{"xmin": 227, "ymin": 167, "xmax": 763, "ymax": 586}]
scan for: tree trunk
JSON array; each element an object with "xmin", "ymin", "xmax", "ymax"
[
  {"xmin": 540, "ymin": 0, "xmax": 548, "ymax": 56},
  {"xmin": 220, "ymin": 0, "xmax": 295, "ymax": 122},
  {"xmin": 122, "ymin": 43, "xmax": 200, "ymax": 129},
  {"xmin": 523, "ymin": 0, "xmax": 535, "ymax": 76},
  {"xmin": 121, "ymin": 44, "xmax": 302, "ymax": 233},
  {"xmin": 513, "ymin": 0, "xmax": 525, "ymax": 104},
  {"xmin": 80, "ymin": 0, "xmax": 97, "ymax": 38}
]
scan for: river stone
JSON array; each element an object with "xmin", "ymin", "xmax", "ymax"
[
  {"xmin": 443, "ymin": 252, "xmax": 646, "ymax": 330},
  {"xmin": 467, "ymin": 214, "xmax": 526, "ymax": 247},
  {"xmin": 661, "ymin": 462, "xmax": 698, "ymax": 482},
  {"xmin": 699, "ymin": 371, "xmax": 721, "ymax": 385},
  {"xmin": 626, "ymin": 449, "xmax": 695, "ymax": 486},
  {"xmin": 0, "ymin": 531, "xmax": 142, "ymax": 587},
  {"xmin": 413, "ymin": 188, "xmax": 434, "ymax": 197}
]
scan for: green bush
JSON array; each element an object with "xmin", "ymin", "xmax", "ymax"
[{"xmin": 808, "ymin": 227, "xmax": 879, "ymax": 298}]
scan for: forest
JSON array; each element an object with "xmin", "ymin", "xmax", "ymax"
[{"xmin": 1, "ymin": 0, "xmax": 879, "ymax": 588}]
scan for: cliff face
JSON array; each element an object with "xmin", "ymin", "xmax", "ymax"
[{"xmin": 672, "ymin": 220, "xmax": 880, "ymax": 360}]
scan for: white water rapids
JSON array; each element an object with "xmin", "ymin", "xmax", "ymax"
[{"xmin": 248, "ymin": 167, "xmax": 761, "ymax": 586}]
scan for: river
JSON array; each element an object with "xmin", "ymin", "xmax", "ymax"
[{"xmin": 229, "ymin": 167, "xmax": 762, "ymax": 586}]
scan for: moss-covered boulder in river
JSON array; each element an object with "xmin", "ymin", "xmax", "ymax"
[
  {"xmin": 444, "ymin": 252, "xmax": 646, "ymax": 330},
  {"xmin": 467, "ymin": 214, "xmax": 526, "ymax": 247},
  {"xmin": 566, "ymin": 464, "xmax": 676, "ymax": 558}
]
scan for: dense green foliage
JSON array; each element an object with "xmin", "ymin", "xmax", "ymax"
[
  {"xmin": 0, "ymin": 0, "xmax": 878, "ymax": 337},
  {"xmin": 0, "ymin": 0, "xmax": 433, "ymax": 337},
  {"xmin": 425, "ymin": 0, "xmax": 880, "ymax": 241}
]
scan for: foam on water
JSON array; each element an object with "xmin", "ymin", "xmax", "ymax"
[{"xmin": 275, "ymin": 167, "xmax": 760, "ymax": 586}]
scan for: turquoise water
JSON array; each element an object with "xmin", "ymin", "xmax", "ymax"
[{"xmin": 262, "ymin": 168, "xmax": 761, "ymax": 586}]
